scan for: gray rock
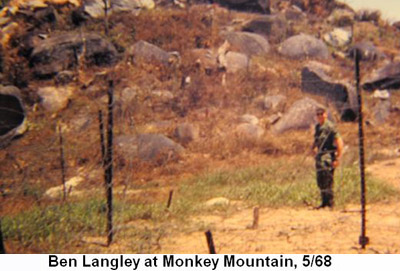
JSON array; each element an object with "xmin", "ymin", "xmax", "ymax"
[
  {"xmin": 301, "ymin": 62, "xmax": 357, "ymax": 121},
  {"xmin": 323, "ymin": 27, "xmax": 352, "ymax": 48},
  {"xmin": 37, "ymin": 86, "xmax": 74, "ymax": 112},
  {"xmin": 174, "ymin": 123, "xmax": 199, "ymax": 144},
  {"xmin": 115, "ymin": 133, "xmax": 184, "ymax": 165},
  {"xmin": 236, "ymin": 123, "xmax": 264, "ymax": 141},
  {"xmin": 0, "ymin": 85, "xmax": 27, "ymax": 148},
  {"xmin": 372, "ymin": 90, "xmax": 390, "ymax": 100},
  {"xmin": 347, "ymin": 42, "xmax": 383, "ymax": 61},
  {"xmin": 30, "ymin": 32, "xmax": 119, "ymax": 78},
  {"xmin": 261, "ymin": 95, "xmax": 287, "ymax": 112},
  {"xmin": 372, "ymin": 100, "xmax": 391, "ymax": 125},
  {"xmin": 279, "ymin": 34, "xmax": 330, "ymax": 60},
  {"xmin": 83, "ymin": 0, "xmax": 155, "ymax": 18},
  {"xmin": 242, "ymin": 14, "xmax": 288, "ymax": 44},
  {"xmin": 129, "ymin": 40, "xmax": 179, "ymax": 67},
  {"xmin": 238, "ymin": 114, "xmax": 259, "ymax": 125},
  {"xmin": 284, "ymin": 5, "xmax": 306, "ymax": 21},
  {"xmin": 205, "ymin": 197, "xmax": 230, "ymax": 207},
  {"xmin": 222, "ymin": 51, "xmax": 249, "ymax": 73},
  {"xmin": 221, "ymin": 31, "xmax": 270, "ymax": 57},
  {"xmin": 363, "ymin": 62, "xmax": 400, "ymax": 91},
  {"xmin": 272, "ymin": 98, "xmax": 326, "ymax": 133},
  {"xmin": 218, "ymin": 0, "xmax": 270, "ymax": 14}
]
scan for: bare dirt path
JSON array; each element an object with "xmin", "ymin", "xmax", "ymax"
[{"xmin": 158, "ymin": 159, "xmax": 400, "ymax": 254}]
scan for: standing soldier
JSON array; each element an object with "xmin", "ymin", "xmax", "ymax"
[{"xmin": 312, "ymin": 108, "xmax": 344, "ymax": 209}]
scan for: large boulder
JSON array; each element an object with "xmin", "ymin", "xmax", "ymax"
[
  {"xmin": 236, "ymin": 123, "xmax": 264, "ymax": 141},
  {"xmin": 278, "ymin": 34, "xmax": 330, "ymax": 60},
  {"xmin": 372, "ymin": 100, "xmax": 391, "ymax": 125},
  {"xmin": 37, "ymin": 85, "xmax": 74, "ymax": 112},
  {"xmin": 217, "ymin": 0, "xmax": 270, "ymax": 14},
  {"xmin": 363, "ymin": 62, "xmax": 400, "ymax": 91},
  {"xmin": 115, "ymin": 133, "xmax": 184, "ymax": 165},
  {"xmin": 174, "ymin": 123, "xmax": 199, "ymax": 145},
  {"xmin": 242, "ymin": 14, "xmax": 288, "ymax": 44},
  {"xmin": 323, "ymin": 27, "xmax": 352, "ymax": 48},
  {"xmin": 260, "ymin": 95, "xmax": 287, "ymax": 112},
  {"xmin": 30, "ymin": 32, "xmax": 119, "ymax": 78},
  {"xmin": 0, "ymin": 85, "xmax": 27, "ymax": 148},
  {"xmin": 220, "ymin": 51, "xmax": 249, "ymax": 73},
  {"xmin": 83, "ymin": 0, "xmax": 155, "ymax": 18},
  {"xmin": 221, "ymin": 31, "xmax": 270, "ymax": 57},
  {"xmin": 128, "ymin": 40, "xmax": 180, "ymax": 67},
  {"xmin": 347, "ymin": 42, "xmax": 383, "ymax": 62},
  {"xmin": 272, "ymin": 98, "xmax": 326, "ymax": 133},
  {"xmin": 301, "ymin": 62, "xmax": 357, "ymax": 121}
]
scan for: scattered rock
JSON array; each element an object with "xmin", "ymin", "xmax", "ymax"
[
  {"xmin": 372, "ymin": 100, "xmax": 391, "ymax": 125},
  {"xmin": 221, "ymin": 31, "xmax": 270, "ymax": 57},
  {"xmin": 115, "ymin": 133, "xmax": 184, "ymax": 165},
  {"xmin": 0, "ymin": 85, "xmax": 27, "ymax": 148},
  {"xmin": 221, "ymin": 51, "xmax": 249, "ymax": 73},
  {"xmin": 284, "ymin": 5, "xmax": 306, "ymax": 21},
  {"xmin": 174, "ymin": 123, "xmax": 199, "ymax": 144},
  {"xmin": 217, "ymin": 0, "xmax": 270, "ymax": 14},
  {"xmin": 347, "ymin": 42, "xmax": 383, "ymax": 61},
  {"xmin": 205, "ymin": 197, "xmax": 230, "ymax": 207},
  {"xmin": 37, "ymin": 85, "xmax": 74, "ymax": 112},
  {"xmin": 272, "ymin": 98, "xmax": 326, "ymax": 133},
  {"xmin": 242, "ymin": 14, "xmax": 288, "ymax": 43},
  {"xmin": 45, "ymin": 175, "xmax": 84, "ymax": 199},
  {"xmin": 238, "ymin": 114, "xmax": 259, "ymax": 125},
  {"xmin": 30, "ymin": 32, "xmax": 119, "ymax": 78},
  {"xmin": 301, "ymin": 61, "xmax": 357, "ymax": 121},
  {"xmin": 236, "ymin": 123, "xmax": 264, "ymax": 141},
  {"xmin": 372, "ymin": 90, "xmax": 390, "ymax": 100},
  {"xmin": 83, "ymin": 0, "xmax": 155, "ymax": 19},
  {"xmin": 259, "ymin": 95, "xmax": 287, "ymax": 112},
  {"xmin": 129, "ymin": 40, "xmax": 180, "ymax": 67},
  {"xmin": 323, "ymin": 27, "xmax": 352, "ymax": 48},
  {"xmin": 363, "ymin": 62, "xmax": 400, "ymax": 91},
  {"xmin": 278, "ymin": 34, "xmax": 329, "ymax": 59}
]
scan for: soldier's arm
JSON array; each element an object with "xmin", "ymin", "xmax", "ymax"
[{"xmin": 334, "ymin": 136, "xmax": 344, "ymax": 164}]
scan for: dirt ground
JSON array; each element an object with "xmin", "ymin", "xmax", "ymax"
[{"xmin": 157, "ymin": 158, "xmax": 400, "ymax": 254}]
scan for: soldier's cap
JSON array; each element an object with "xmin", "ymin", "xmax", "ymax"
[{"xmin": 316, "ymin": 108, "xmax": 326, "ymax": 115}]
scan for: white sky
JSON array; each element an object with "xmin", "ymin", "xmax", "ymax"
[{"xmin": 342, "ymin": 0, "xmax": 400, "ymax": 22}]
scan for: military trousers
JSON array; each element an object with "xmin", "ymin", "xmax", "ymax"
[{"xmin": 316, "ymin": 168, "xmax": 335, "ymax": 207}]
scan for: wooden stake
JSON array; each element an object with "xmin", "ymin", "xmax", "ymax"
[
  {"xmin": 166, "ymin": 190, "xmax": 174, "ymax": 209},
  {"xmin": 205, "ymin": 230, "xmax": 216, "ymax": 254},
  {"xmin": 105, "ymin": 80, "xmax": 114, "ymax": 246},
  {"xmin": 0, "ymin": 218, "xmax": 5, "ymax": 254},
  {"xmin": 58, "ymin": 124, "xmax": 67, "ymax": 202},
  {"xmin": 251, "ymin": 206, "xmax": 259, "ymax": 229}
]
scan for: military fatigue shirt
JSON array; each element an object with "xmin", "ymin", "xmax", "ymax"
[{"xmin": 313, "ymin": 120, "xmax": 341, "ymax": 170}]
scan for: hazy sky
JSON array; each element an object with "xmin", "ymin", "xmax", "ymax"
[{"xmin": 342, "ymin": 0, "xmax": 400, "ymax": 22}]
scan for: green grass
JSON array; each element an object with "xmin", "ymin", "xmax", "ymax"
[
  {"xmin": 1, "ymin": 199, "xmax": 166, "ymax": 253},
  {"xmin": 2, "ymin": 161, "xmax": 398, "ymax": 253},
  {"xmin": 174, "ymin": 162, "xmax": 400, "ymax": 211}
]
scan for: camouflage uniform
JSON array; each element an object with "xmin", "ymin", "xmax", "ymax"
[{"xmin": 313, "ymin": 119, "xmax": 341, "ymax": 207}]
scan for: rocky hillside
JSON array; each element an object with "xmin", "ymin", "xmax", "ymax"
[{"xmin": 1, "ymin": 0, "xmax": 400, "ymax": 252}]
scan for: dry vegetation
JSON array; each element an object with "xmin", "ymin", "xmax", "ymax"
[{"xmin": 1, "ymin": 0, "xmax": 400, "ymax": 253}]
